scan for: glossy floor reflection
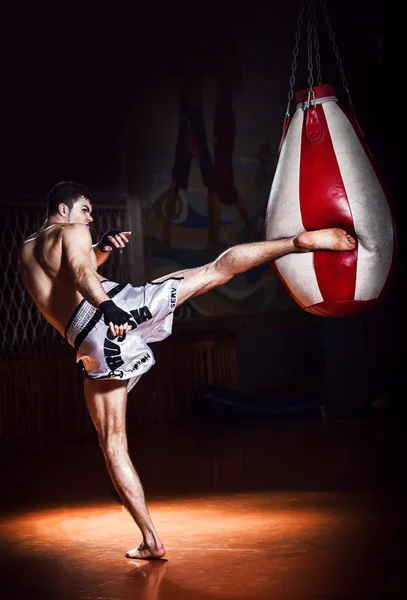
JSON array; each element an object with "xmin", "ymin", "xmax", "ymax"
[{"xmin": 0, "ymin": 418, "xmax": 404, "ymax": 599}]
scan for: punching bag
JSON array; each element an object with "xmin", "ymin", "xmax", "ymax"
[{"xmin": 265, "ymin": 2, "xmax": 396, "ymax": 317}]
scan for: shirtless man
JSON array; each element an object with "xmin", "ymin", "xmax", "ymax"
[{"xmin": 18, "ymin": 181, "xmax": 356, "ymax": 559}]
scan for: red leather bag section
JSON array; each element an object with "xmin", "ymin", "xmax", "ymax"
[
  {"xmin": 299, "ymin": 103, "xmax": 357, "ymax": 302},
  {"xmin": 305, "ymin": 107, "xmax": 323, "ymax": 144},
  {"xmin": 295, "ymin": 84, "xmax": 336, "ymax": 104}
]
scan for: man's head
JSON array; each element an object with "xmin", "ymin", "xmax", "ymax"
[{"xmin": 46, "ymin": 181, "xmax": 93, "ymax": 226}]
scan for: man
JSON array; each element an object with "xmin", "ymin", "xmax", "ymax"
[{"xmin": 19, "ymin": 181, "xmax": 356, "ymax": 559}]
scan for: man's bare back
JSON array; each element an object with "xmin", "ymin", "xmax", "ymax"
[{"xmin": 19, "ymin": 224, "xmax": 105, "ymax": 336}]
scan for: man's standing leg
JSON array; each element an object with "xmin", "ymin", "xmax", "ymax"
[{"xmin": 84, "ymin": 378, "xmax": 165, "ymax": 559}]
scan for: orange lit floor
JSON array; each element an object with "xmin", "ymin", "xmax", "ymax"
[{"xmin": 0, "ymin": 418, "xmax": 404, "ymax": 599}]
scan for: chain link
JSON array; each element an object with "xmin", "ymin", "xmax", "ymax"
[
  {"xmin": 285, "ymin": 0, "xmax": 305, "ymax": 117},
  {"xmin": 307, "ymin": 0, "xmax": 315, "ymax": 90},
  {"xmin": 312, "ymin": 0, "xmax": 323, "ymax": 84},
  {"xmin": 319, "ymin": 0, "xmax": 353, "ymax": 106}
]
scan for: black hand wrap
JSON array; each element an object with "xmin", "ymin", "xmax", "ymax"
[
  {"xmin": 97, "ymin": 230, "xmax": 122, "ymax": 252},
  {"xmin": 99, "ymin": 300, "xmax": 131, "ymax": 326}
]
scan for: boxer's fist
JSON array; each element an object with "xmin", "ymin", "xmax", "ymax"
[
  {"xmin": 97, "ymin": 230, "xmax": 132, "ymax": 253},
  {"xmin": 99, "ymin": 300, "xmax": 133, "ymax": 336}
]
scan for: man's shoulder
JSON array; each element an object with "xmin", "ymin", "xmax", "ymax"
[
  {"xmin": 62, "ymin": 223, "xmax": 92, "ymax": 239},
  {"xmin": 63, "ymin": 223, "xmax": 90, "ymax": 232},
  {"xmin": 61, "ymin": 224, "xmax": 93, "ymax": 252},
  {"xmin": 19, "ymin": 228, "xmax": 43, "ymax": 253}
]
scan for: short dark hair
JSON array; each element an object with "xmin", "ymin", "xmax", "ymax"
[{"xmin": 46, "ymin": 181, "xmax": 93, "ymax": 216}]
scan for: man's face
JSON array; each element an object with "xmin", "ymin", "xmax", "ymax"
[{"xmin": 67, "ymin": 196, "xmax": 93, "ymax": 227}]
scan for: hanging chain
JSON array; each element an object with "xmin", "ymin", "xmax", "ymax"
[
  {"xmin": 306, "ymin": 0, "xmax": 316, "ymax": 106},
  {"xmin": 306, "ymin": 0, "xmax": 314, "ymax": 90},
  {"xmin": 285, "ymin": 0, "xmax": 305, "ymax": 117},
  {"xmin": 319, "ymin": 0, "xmax": 353, "ymax": 107},
  {"xmin": 312, "ymin": 0, "xmax": 322, "ymax": 84}
]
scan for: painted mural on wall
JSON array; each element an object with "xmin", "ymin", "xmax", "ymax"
[{"xmin": 141, "ymin": 41, "xmax": 291, "ymax": 320}]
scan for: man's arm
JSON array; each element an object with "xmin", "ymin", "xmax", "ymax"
[
  {"xmin": 62, "ymin": 224, "xmax": 111, "ymax": 308},
  {"xmin": 93, "ymin": 231, "xmax": 132, "ymax": 267},
  {"xmin": 62, "ymin": 225, "xmax": 133, "ymax": 336},
  {"xmin": 92, "ymin": 245, "xmax": 112, "ymax": 268}
]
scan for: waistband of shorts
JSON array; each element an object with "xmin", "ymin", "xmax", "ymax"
[{"xmin": 65, "ymin": 280, "xmax": 127, "ymax": 350}]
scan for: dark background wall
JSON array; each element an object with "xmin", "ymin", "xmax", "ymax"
[{"xmin": 1, "ymin": 2, "xmax": 402, "ymax": 195}]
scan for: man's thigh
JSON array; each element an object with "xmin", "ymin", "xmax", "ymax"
[{"xmin": 84, "ymin": 378, "xmax": 128, "ymax": 438}]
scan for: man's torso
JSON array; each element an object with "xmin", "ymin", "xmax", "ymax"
[{"xmin": 19, "ymin": 224, "xmax": 103, "ymax": 337}]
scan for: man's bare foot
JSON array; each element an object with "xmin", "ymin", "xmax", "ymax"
[
  {"xmin": 126, "ymin": 541, "xmax": 166, "ymax": 560},
  {"xmin": 294, "ymin": 228, "xmax": 356, "ymax": 253}
]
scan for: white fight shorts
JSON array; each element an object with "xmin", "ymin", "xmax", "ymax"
[{"xmin": 65, "ymin": 278, "xmax": 183, "ymax": 392}]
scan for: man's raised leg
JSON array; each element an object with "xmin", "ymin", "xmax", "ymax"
[
  {"xmin": 153, "ymin": 228, "xmax": 356, "ymax": 306},
  {"xmin": 84, "ymin": 378, "xmax": 165, "ymax": 559}
]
